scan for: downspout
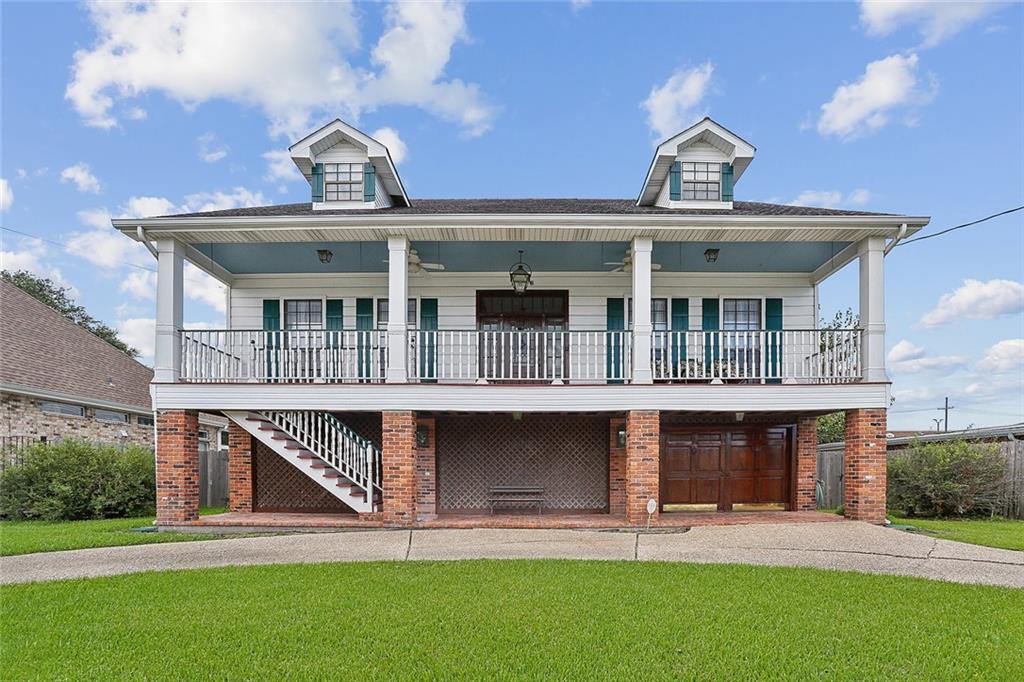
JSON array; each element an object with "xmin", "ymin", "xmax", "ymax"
[
  {"xmin": 137, "ymin": 226, "xmax": 159, "ymax": 259},
  {"xmin": 883, "ymin": 223, "xmax": 908, "ymax": 256}
]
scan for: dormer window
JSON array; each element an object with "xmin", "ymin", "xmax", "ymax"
[
  {"xmin": 682, "ymin": 162, "xmax": 721, "ymax": 201},
  {"xmin": 324, "ymin": 163, "xmax": 363, "ymax": 202}
]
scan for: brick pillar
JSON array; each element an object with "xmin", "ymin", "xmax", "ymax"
[
  {"xmin": 155, "ymin": 409, "xmax": 199, "ymax": 525},
  {"xmin": 625, "ymin": 410, "xmax": 660, "ymax": 525},
  {"xmin": 843, "ymin": 408, "xmax": 887, "ymax": 523},
  {"xmin": 608, "ymin": 418, "xmax": 627, "ymax": 515},
  {"xmin": 415, "ymin": 417, "xmax": 436, "ymax": 520},
  {"xmin": 227, "ymin": 422, "xmax": 253, "ymax": 513},
  {"xmin": 794, "ymin": 416, "xmax": 818, "ymax": 511},
  {"xmin": 382, "ymin": 411, "xmax": 416, "ymax": 527}
]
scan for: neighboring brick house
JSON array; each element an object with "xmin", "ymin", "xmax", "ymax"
[{"xmin": 0, "ymin": 280, "xmax": 228, "ymax": 449}]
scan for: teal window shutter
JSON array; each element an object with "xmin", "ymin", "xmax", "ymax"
[
  {"xmin": 702, "ymin": 298, "xmax": 720, "ymax": 368},
  {"xmin": 671, "ymin": 298, "xmax": 689, "ymax": 377},
  {"xmin": 606, "ymin": 298, "xmax": 625, "ymax": 384},
  {"xmin": 356, "ymin": 299, "xmax": 374, "ymax": 378},
  {"xmin": 419, "ymin": 298, "xmax": 438, "ymax": 381},
  {"xmin": 311, "ymin": 163, "xmax": 324, "ymax": 202},
  {"xmin": 363, "ymin": 162, "xmax": 375, "ymax": 203},
  {"xmin": 669, "ymin": 161, "xmax": 681, "ymax": 201},
  {"xmin": 325, "ymin": 299, "xmax": 344, "ymax": 330},
  {"xmin": 765, "ymin": 298, "xmax": 783, "ymax": 383},
  {"xmin": 262, "ymin": 300, "xmax": 281, "ymax": 379},
  {"xmin": 262, "ymin": 299, "xmax": 281, "ymax": 330},
  {"xmin": 720, "ymin": 163, "xmax": 734, "ymax": 201}
]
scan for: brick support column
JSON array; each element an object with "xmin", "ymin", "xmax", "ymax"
[
  {"xmin": 843, "ymin": 408, "xmax": 887, "ymax": 523},
  {"xmin": 155, "ymin": 409, "xmax": 199, "ymax": 525},
  {"xmin": 608, "ymin": 418, "xmax": 627, "ymax": 515},
  {"xmin": 625, "ymin": 410, "xmax": 660, "ymax": 525},
  {"xmin": 382, "ymin": 411, "xmax": 416, "ymax": 527},
  {"xmin": 227, "ymin": 422, "xmax": 253, "ymax": 513},
  {"xmin": 415, "ymin": 417, "xmax": 437, "ymax": 520},
  {"xmin": 794, "ymin": 416, "xmax": 818, "ymax": 511}
]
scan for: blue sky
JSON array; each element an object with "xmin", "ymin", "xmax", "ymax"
[{"xmin": 1, "ymin": 1, "xmax": 1021, "ymax": 430}]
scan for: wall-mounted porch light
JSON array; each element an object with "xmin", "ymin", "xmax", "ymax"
[
  {"xmin": 616, "ymin": 425, "xmax": 627, "ymax": 448},
  {"xmin": 317, "ymin": 249, "xmax": 333, "ymax": 264},
  {"xmin": 704, "ymin": 248, "xmax": 720, "ymax": 263},
  {"xmin": 415, "ymin": 424, "xmax": 430, "ymax": 448},
  {"xmin": 508, "ymin": 250, "xmax": 533, "ymax": 295}
]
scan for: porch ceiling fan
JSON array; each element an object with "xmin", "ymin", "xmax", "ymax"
[
  {"xmin": 382, "ymin": 249, "xmax": 445, "ymax": 273},
  {"xmin": 604, "ymin": 252, "xmax": 662, "ymax": 273}
]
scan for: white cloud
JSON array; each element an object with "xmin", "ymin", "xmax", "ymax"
[
  {"xmin": 892, "ymin": 386, "xmax": 939, "ymax": 404},
  {"xmin": 641, "ymin": 61, "xmax": 714, "ymax": 141},
  {"xmin": 791, "ymin": 188, "xmax": 871, "ymax": 209},
  {"xmin": 126, "ymin": 106, "xmax": 147, "ymax": 120},
  {"xmin": 197, "ymin": 132, "xmax": 228, "ymax": 163},
  {"xmin": 0, "ymin": 237, "xmax": 79, "ymax": 296},
  {"xmin": 977, "ymin": 339, "xmax": 1024, "ymax": 373},
  {"xmin": 180, "ymin": 187, "xmax": 266, "ymax": 213},
  {"xmin": 964, "ymin": 375, "xmax": 1023, "ymax": 398},
  {"xmin": 920, "ymin": 279, "xmax": 1024, "ymax": 326},
  {"xmin": 570, "ymin": 0, "xmax": 592, "ymax": 12},
  {"xmin": 891, "ymin": 355, "xmax": 967, "ymax": 375},
  {"xmin": 120, "ymin": 270, "xmax": 157, "ymax": 300},
  {"xmin": 120, "ymin": 196, "xmax": 177, "ymax": 219},
  {"xmin": 116, "ymin": 318, "xmax": 156, "ymax": 361},
  {"xmin": 0, "ymin": 178, "xmax": 12, "ymax": 212},
  {"xmin": 860, "ymin": 1, "xmax": 1007, "ymax": 48},
  {"xmin": 184, "ymin": 263, "xmax": 227, "ymax": 313},
  {"xmin": 888, "ymin": 339, "xmax": 926, "ymax": 363},
  {"xmin": 638, "ymin": 62, "xmax": 712, "ymax": 140},
  {"xmin": 371, "ymin": 127, "xmax": 408, "ymax": 165},
  {"xmin": 66, "ymin": 1, "xmax": 494, "ymax": 139},
  {"xmin": 817, "ymin": 53, "xmax": 937, "ymax": 140},
  {"xmin": 60, "ymin": 163, "xmax": 102, "ymax": 193},
  {"xmin": 263, "ymin": 150, "xmax": 303, "ymax": 183},
  {"xmin": 15, "ymin": 169, "xmax": 27, "ymax": 180}
]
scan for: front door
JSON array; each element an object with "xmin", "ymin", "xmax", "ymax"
[
  {"xmin": 477, "ymin": 291, "xmax": 568, "ymax": 381},
  {"xmin": 660, "ymin": 426, "xmax": 791, "ymax": 511}
]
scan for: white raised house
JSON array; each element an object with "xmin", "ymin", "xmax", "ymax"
[{"xmin": 114, "ymin": 117, "xmax": 928, "ymax": 528}]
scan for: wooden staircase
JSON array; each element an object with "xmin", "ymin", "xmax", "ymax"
[{"xmin": 224, "ymin": 410, "xmax": 382, "ymax": 513}]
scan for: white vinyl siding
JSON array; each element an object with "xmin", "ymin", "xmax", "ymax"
[{"xmin": 228, "ymin": 273, "xmax": 815, "ymax": 331}]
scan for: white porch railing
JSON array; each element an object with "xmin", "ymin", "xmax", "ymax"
[
  {"xmin": 651, "ymin": 329, "xmax": 861, "ymax": 383},
  {"xmin": 180, "ymin": 329, "xmax": 387, "ymax": 382},
  {"xmin": 407, "ymin": 330, "xmax": 632, "ymax": 383}
]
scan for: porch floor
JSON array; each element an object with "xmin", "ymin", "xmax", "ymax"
[{"xmin": 183, "ymin": 509, "xmax": 843, "ymax": 530}]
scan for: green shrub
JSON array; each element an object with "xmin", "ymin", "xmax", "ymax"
[
  {"xmin": 0, "ymin": 440, "xmax": 155, "ymax": 521},
  {"xmin": 888, "ymin": 439, "xmax": 1006, "ymax": 518}
]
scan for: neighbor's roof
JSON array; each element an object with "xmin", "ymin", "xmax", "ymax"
[
  {"xmin": 819, "ymin": 422, "xmax": 1024, "ymax": 451},
  {"xmin": 161, "ymin": 199, "xmax": 899, "ymax": 220},
  {"xmin": 0, "ymin": 280, "xmax": 153, "ymax": 412}
]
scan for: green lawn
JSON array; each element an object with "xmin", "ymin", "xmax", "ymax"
[
  {"xmin": 0, "ymin": 508, "xmax": 225, "ymax": 556},
  {"xmin": 2, "ymin": 561, "xmax": 1022, "ymax": 680},
  {"xmin": 889, "ymin": 515, "xmax": 1024, "ymax": 551}
]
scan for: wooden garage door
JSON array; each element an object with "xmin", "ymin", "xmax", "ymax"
[{"xmin": 660, "ymin": 426, "xmax": 790, "ymax": 511}]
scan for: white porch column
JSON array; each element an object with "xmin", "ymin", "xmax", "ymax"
[
  {"xmin": 859, "ymin": 237, "xmax": 887, "ymax": 382},
  {"xmin": 154, "ymin": 239, "xmax": 184, "ymax": 382},
  {"xmin": 386, "ymin": 236, "xmax": 409, "ymax": 383},
  {"xmin": 631, "ymin": 237, "xmax": 654, "ymax": 384}
]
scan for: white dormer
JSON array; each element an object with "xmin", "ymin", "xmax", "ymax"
[
  {"xmin": 637, "ymin": 117, "xmax": 755, "ymax": 209},
  {"xmin": 289, "ymin": 119, "xmax": 410, "ymax": 210}
]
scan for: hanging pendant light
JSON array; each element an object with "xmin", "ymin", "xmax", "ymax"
[{"xmin": 508, "ymin": 249, "xmax": 533, "ymax": 295}]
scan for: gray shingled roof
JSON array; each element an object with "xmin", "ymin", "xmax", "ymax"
[
  {"xmin": 0, "ymin": 281, "xmax": 153, "ymax": 410},
  {"xmin": 162, "ymin": 199, "xmax": 898, "ymax": 219}
]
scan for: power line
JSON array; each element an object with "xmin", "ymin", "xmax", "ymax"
[
  {"xmin": 898, "ymin": 205, "xmax": 1024, "ymax": 246},
  {"xmin": 0, "ymin": 225, "xmax": 157, "ymax": 273}
]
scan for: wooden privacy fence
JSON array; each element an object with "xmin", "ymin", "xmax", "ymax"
[
  {"xmin": 199, "ymin": 443, "xmax": 229, "ymax": 509},
  {"xmin": 817, "ymin": 438, "xmax": 1024, "ymax": 519}
]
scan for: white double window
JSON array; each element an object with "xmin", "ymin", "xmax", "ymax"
[
  {"xmin": 682, "ymin": 162, "xmax": 721, "ymax": 200},
  {"xmin": 284, "ymin": 300, "xmax": 322, "ymax": 330},
  {"xmin": 324, "ymin": 163, "xmax": 363, "ymax": 201}
]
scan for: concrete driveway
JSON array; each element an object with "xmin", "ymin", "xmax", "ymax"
[{"xmin": 2, "ymin": 521, "xmax": 1021, "ymax": 587}]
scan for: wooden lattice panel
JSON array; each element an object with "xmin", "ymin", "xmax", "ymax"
[
  {"xmin": 436, "ymin": 414, "xmax": 609, "ymax": 511},
  {"xmin": 253, "ymin": 442, "xmax": 351, "ymax": 513}
]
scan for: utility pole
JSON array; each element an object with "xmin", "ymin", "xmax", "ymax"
[{"xmin": 941, "ymin": 397, "xmax": 954, "ymax": 433}]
